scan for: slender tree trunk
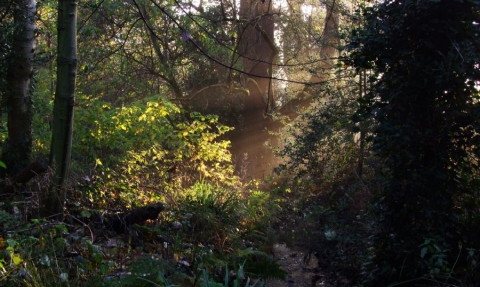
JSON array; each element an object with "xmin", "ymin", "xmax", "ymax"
[
  {"xmin": 2, "ymin": 0, "xmax": 36, "ymax": 175},
  {"xmin": 357, "ymin": 69, "xmax": 366, "ymax": 178},
  {"xmin": 42, "ymin": 0, "xmax": 78, "ymax": 218}
]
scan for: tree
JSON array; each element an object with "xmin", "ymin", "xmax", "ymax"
[
  {"xmin": 30, "ymin": 0, "xmax": 344, "ymax": 189},
  {"xmin": 349, "ymin": 0, "xmax": 480, "ymax": 284},
  {"xmin": 2, "ymin": 0, "xmax": 36, "ymax": 175},
  {"xmin": 137, "ymin": 1, "xmax": 183, "ymax": 99},
  {"xmin": 231, "ymin": 0, "xmax": 341, "ymax": 179},
  {"xmin": 42, "ymin": 0, "xmax": 78, "ymax": 217},
  {"xmin": 277, "ymin": 0, "xmax": 341, "ymax": 119},
  {"xmin": 229, "ymin": 0, "xmax": 277, "ymax": 179}
]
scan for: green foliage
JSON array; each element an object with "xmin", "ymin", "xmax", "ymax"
[
  {"xmin": 0, "ymin": 1, "xmax": 13, "ymax": 118},
  {"xmin": 0, "ymin": 214, "xmax": 189, "ymax": 287},
  {"xmin": 242, "ymin": 254, "xmax": 287, "ymax": 281},
  {"xmin": 145, "ymin": 180, "xmax": 284, "ymax": 282},
  {"xmin": 101, "ymin": 256, "xmax": 180, "ymax": 287},
  {"xmin": 0, "ymin": 217, "xmax": 80, "ymax": 286},
  {"xmin": 31, "ymin": 76, "xmax": 53, "ymax": 155},
  {"xmin": 176, "ymin": 181, "xmax": 243, "ymax": 250},
  {"xmin": 70, "ymin": 95, "xmax": 233, "ymax": 208},
  {"xmin": 349, "ymin": 0, "xmax": 480, "ymax": 285},
  {"xmin": 276, "ymin": 77, "xmax": 363, "ymax": 182},
  {"xmin": 162, "ymin": 181, "xmax": 278, "ymax": 251},
  {"xmin": 273, "ymin": 59, "xmax": 377, "ymax": 285},
  {"xmin": 199, "ymin": 263, "xmax": 267, "ymax": 287},
  {"xmin": 244, "ymin": 190, "xmax": 280, "ymax": 232},
  {"xmin": 24, "ymin": 76, "xmax": 282, "ymax": 285},
  {"xmin": 418, "ymin": 238, "xmax": 451, "ymax": 277}
]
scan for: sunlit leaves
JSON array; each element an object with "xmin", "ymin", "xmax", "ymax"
[{"xmin": 73, "ymin": 95, "xmax": 234, "ymax": 207}]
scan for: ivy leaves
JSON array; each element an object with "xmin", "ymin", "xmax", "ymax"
[{"xmin": 349, "ymin": 0, "xmax": 480, "ymax": 284}]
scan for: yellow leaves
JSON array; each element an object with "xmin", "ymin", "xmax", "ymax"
[
  {"xmin": 72, "ymin": 94, "xmax": 237, "ymax": 207},
  {"xmin": 177, "ymin": 130, "xmax": 190, "ymax": 139},
  {"xmin": 146, "ymin": 101, "xmax": 159, "ymax": 108},
  {"xmin": 197, "ymin": 162, "xmax": 213, "ymax": 177},
  {"xmin": 4, "ymin": 241, "xmax": 22, "ymax": 266},
  {"xmin": 159, "ymin": 109, "xmax": 168, "ymax": 116},
  {"xmin": 138, "ymin": 114, "xmax": 147, "ymax": 121},
  {"xmin": 10, "ymin": 253, "xmax": 22, "ymax": 266}
]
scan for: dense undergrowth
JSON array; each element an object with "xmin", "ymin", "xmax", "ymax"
[
  {"xmin": 0, "ymin": 96, "xmax": 287, "ymax": 286},
  {"xmin": 0, "ymin": 180, "xmax": 286, "ymax": 287}
]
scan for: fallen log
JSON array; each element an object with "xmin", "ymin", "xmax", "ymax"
[
  {"xmin": 1, "ymin": 158, "xmax": 48, "ymax": 194},
  {"xmin": 101, "ymin": 202, "xmax": 166, "ymax": 233}
]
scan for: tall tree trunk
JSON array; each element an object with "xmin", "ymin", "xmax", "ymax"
[
  {"xmin": 312, "ymin": 0, "xmax": 339, "ymax": 81},
  {"xmin": 42, "ymin": 0, "xmax": 78, "ymax": 218},
  {"xmin": 279, "ymin": 0, "xmax": 340, "ymax": 120},
  {"xmin": 233, "ymin": 0, "xmax": 277, "ymax": 179},
  {"xmin": 2, "ymin": 0, "xmax": 36, "ymax": 175},
  {"xmin": 232, "ymin": 0, "xmax": 340, "ymax": 180}
]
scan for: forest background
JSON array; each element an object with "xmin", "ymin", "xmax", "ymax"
[{"xmin": 0, "ymin": 0, "xmax": 479, "ymax": 286}]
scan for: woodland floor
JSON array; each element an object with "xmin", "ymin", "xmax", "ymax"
[
  {"xmin": 267, "ymin": 243, "xmax": 321, "ymax": 287},
  {"xmin": 268, "ymin": 239, "xmax": 355, "ymax": 287},
  {"xmin": 267, "ymin": 194, "xmax": 360, "ymax": 287},
  {"xmin": 266, "ymin": 223, "xmax": 356, "ymax": 287}
]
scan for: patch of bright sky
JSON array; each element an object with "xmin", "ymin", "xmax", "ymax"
[
  {"xmin": 185, "ymin": 0, "xmax": 324, "ymax": 88},
  {"xmin": 272, "ymin": 0, "xmax": 325, "ymax": 89}
]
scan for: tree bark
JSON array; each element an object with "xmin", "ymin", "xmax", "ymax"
[
  {"xmin": 231, "ymin": 0, "xmax": 340, "ymax": 179},
  {"xmin": 279, "ymin": 0, "xmax": 340, "ymax": 121},
  {"xmin": 101, "ymin": 202, "xmax": 166, "ymax": 233},
  {"xmin": 232, "ymin": 0, "xmax": 277, "ymax": 179},
  {"xmin": 1, "ymin": 158, "xmax": 48, "ymax": 194},
  {"xmin": 2, "ymin": 0, "xmax": 36, "ymax": 176},
  {"xmin": 42, "ymin": 0, "xmax": 78, "ymax": 218}
]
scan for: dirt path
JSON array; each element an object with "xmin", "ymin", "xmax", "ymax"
[{"xmin": 267, "ymin": 243, "xmax": 325, "ymax": 287}]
